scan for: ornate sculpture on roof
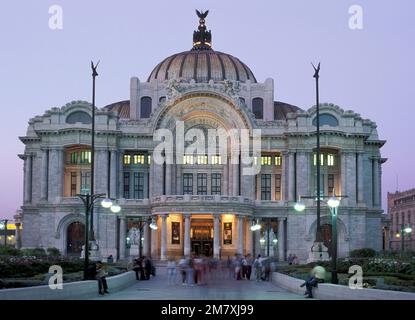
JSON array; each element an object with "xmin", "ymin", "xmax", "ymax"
[{"xmin": 193, "ymin": 10, "xmax": 212, "ymax": 50}]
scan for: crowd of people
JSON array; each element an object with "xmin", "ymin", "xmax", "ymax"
[{"xmin": 160, "ymin": 253, "xmax": 277, "ymax": 286}]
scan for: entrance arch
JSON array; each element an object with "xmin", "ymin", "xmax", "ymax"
[{"xmin": 66, "ymin": 222, "xmax": 85, "ymax": 255}]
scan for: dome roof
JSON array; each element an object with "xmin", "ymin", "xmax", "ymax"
[
  {"xmin": 148, "ymin": 50, "xmax": 257, "ymax": 83},
  {"xmin": 147, "ymin": 10, "xmax": 256, "ymax": 84}
]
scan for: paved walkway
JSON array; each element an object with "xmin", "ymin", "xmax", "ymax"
[{"xmin": 94, "ymin": 267, "xmax": 305, "ymax": 300}]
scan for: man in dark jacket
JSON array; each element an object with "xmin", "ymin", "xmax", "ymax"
[{"xmin": 300, "ymin": 276, "xmax": 319, "ymax": 298}]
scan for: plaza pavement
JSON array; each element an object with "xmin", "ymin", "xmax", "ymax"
[{"xmin": 93, "ymin": 266, "xmax": 307, "ymax": 300}]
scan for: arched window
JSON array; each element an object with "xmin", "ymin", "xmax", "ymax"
[
  {"xmin": 312, "ymin": 113, "xmax": 339, "ymax": 127},
  {"xmin": 159, "ymin": 96, "xmax": 166, "ymax": 103},
  {"xmin": 66, "ymin": 111, "xmax": 92, "ymax": 124},
  {"xmin": 238, "ymin": 97, "xmax": 245, "ymax": 106},
  {"xmin": 252, "ymin": 97, "xmax": 263, "ymax": 119},
  {"xmin": 140, "ymin": 96, "xmax": 152, "ymax": 118}
]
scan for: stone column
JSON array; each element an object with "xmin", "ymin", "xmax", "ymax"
[
  {"xmin": 232, "ymin": 161, "xmax": 239, "ymax": 196},
  {"xmin": 160, "ymin": 215, "xmax": 167, "ymax": 260},
  {"xmin": 213, "ymin": 215, "xmax": 220, "ymax": 259},
  {"xmin": 238, "ymin": 216, "xmax": 244, "ymax": 255},
  {"xmin": 151, "ymin": 218, "xmax": 158, "ymax": 258},
  {"xmin": 40, "ymin": 149, "xmax": 48, "ymax": 200},
  {"xmin": 248, "ymin": 222, "xmax": 254, "ymax": 255},
  {"xmin": 357, "ymin": 152, "xmax": 364, "ymax": 204},
  {"xmin": 165, "ymin": 163, "xmax": 172, "ymax": 195},
  {"xmin": 176, "ymin": 164, "xmax": 182, "ymax": 195},
  {"xmin": 56, "ymin": 148, "xmax": 64, "ymax": 201},
  {"xmin": 373, "ymin": 158, "xmax": 381, "ymax": 208},
  {"xmin": 280, "ymin": 152, "xmax": 287, "ymax": 201},
  {"xmin": 119, "ymin": 216, "xmax": 126, "ymax": 259},
  {"xmin": 296, "ymin": 151, "xmax": 310, "ymax": 197},
  {"xmin": 341, "ymin": 152, "xmax": 347, "ymax": 197},
  {"xmin": 23, "ymin": 154, "xmax": 32, "ymax": 203},
  {"xmin": 346, "ymin": 152, "xmax": 357, "ymax": 205},
  {"xmin": 278, "ymin": 217, "xmax": 286, "ymax": 261},
  {"xmin": 288, "ymin": 152, "xmax": 295, "ymax": 201},
  {"xmin": 184, "ymin": 215, "xmax": 191, "ymax": 257},
  {"xmin": 255, "ymin": 229, "xmax": 261, "ymax": 257},
  {"xmin": 143, "ymin": 222, "xmax": 150, "ymax": 257},
  {"xmin": 110, "ymin": 150, "xmax": 117, "ymax": 199},
  {"xmin": 118, "ymin": 150, "xmax": 124, "ymax": 199},
  {"xmin": 223, "ymin": 158, "xmax": 228, "ymax": 195},
  {"xmin": 14, "ymin": 223, "xmax": 21, "ymax": 249},
  {"xmin": 94, "ymin": 149, "xmax": 108, "ymax": 194}
]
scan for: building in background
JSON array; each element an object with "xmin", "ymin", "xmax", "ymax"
[
  {"xmin": 18, "ymin": 12, "xmax": 386, "ymax": 262},
  {"xmin": 387, "ymin": 189, "xmax": 415, "ymax": 251}
]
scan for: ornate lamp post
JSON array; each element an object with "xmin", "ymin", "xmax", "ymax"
[
  {"xmin": 312, "ymin": 62, "xmax": 323, "ymax": 246},
  {"xmin": 79, "ymin": 61, "xmax": 122, "ymax": 280}
]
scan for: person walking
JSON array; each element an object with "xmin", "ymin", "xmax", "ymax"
[
  {"xmin": 167, "ymin": 257, "xmax": 177, "ymax": 285},
  {"xmin": 245, "ymin": 254, "xmax": 253, "ymax": 280},
  {"xmin": 178, "ymin": 256, "xmax": 188, "ymax": 285},
  {"xmin": 96, "ymin": 261, "xmax": 109, "ymax": 295},
  {"xmin": 254, "ymin": 255, "xmax": 262, "ymax": 281}
]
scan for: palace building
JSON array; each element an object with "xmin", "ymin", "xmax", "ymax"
[{"xmin": 19, "ymin": 12, "xmax": 386, "ymax": 262}]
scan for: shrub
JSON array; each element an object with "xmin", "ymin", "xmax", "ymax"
[
  {"xmin": 0, "ymin": 247, "xmax": 22, "ymax": 256},
  {"xmin": 46, "ymin": 247, "xmax": 61, "ymax": 257},
  {"xmin": 349, "ymin": 248, "xmax": 376, "ymax": 258},
  {"xmin": 21, "ymin": 248, "xmax": 47, "ymax": 257}
]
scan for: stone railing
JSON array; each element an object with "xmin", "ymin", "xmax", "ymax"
[
  {"xmin": 151, "ymin": 195, "xmax": 255, "ymax": 205},
  {"xmin": 271, "ymin": 272, "xmax": 415, "ymax": 300},
  {"xmin": 0, "ymin": 271, "xmax": 136, "ymax": 300}
]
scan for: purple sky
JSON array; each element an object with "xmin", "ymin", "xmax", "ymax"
[{"xmin": 0, "ymin": 0, "xmax": 414, "ymax": 219}]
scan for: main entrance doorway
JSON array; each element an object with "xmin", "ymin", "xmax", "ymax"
[
  {"xmin": 190, "ymin": 218, "xmax": 213, "ymax": 257},
  {"xmin": 67, "ymin": 221, "xmax": 85, "ymax": 255}
]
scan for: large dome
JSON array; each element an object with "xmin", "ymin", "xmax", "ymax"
[
  {"xmin": 148, "ymin": 50, "xmax": 257, "ymax": 83},
  {"xmin": 147, "ymin": 10, "xmax": 256, "ymax": 84}
]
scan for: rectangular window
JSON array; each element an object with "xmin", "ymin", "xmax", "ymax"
[
  {"xmin": 211, "ymin": 155, "xmax": 222, "ymax": 165},
  {"xmin": 183, "ymin": 173, "xmax": 193, "ymax": 195},
  {"xmin": 275, "ymin": 174, "xmax": 281, "ymax": 200},
  {"xmin": 197, "ymin": 173, "xmax": 207, "ymax": 195},
  {"xmin": 80, "ymin": 151, "xmax": 91, "ymax": 164},
  {"xmin": 328, "ymin": 174, "xmax": 335, "ymax": 195},
  {"xmin": 70, "ymin": 172, "xmax": 77, "ymax": 196},
  {"xmin": 261, "ymin": 174, "xmax": 271, "ymax": 200},
  {"xmin": 183, "ymin": 155, "xmax": 194, "ymax": 165},
  {"xmin": 211, "ymin": 173, "xmax": 221, "ymax": 195},
  {"xmin": 123, "ymin": 154, "xmax": 131, "ymax": 165},
  {"xmin": 70, "ymin": 152, "xmax": 78, "ymax": 164},
  {"xmin": 133, "ymin": 172, "xmax": 144, "ymax": 199},
  {"xmin": 327, "ymin": 154, "xmax": 335, "ymax": 166},
  {"xmin": 123, "ymin": 172, "xmax": 130, "ymax": 199},
  {"xmin": 133, "ymin": 154, "xmax": 145, "ymax": 165},
  {"xmin": 275, "ymin": 155, "xmax": 282, "ymax": 166},
  {"xmin": 80, "ymin": 171, "xmax": 90, "ymax": 194},
  {"xmin": 313, "ymin": 154, "xmax": 325, "ymax": 166},
  {"xmin": 261, "ymin": 156, "xmax": 272, "ymax": 166},
  {"xmin": 196, "ymin": 155, "xmax": 208, "ymax": 165},
  {"xmin": 147, "ymin": 155, "xmax": 151, "ymax": 164}
]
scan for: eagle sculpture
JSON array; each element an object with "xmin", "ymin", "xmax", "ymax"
[{"xmin": 196, "ymin": 10, "xmax": 209, "ymax": 19}]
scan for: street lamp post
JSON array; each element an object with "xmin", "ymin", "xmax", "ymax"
[
  {"xmin": 312, "ymin": 62, "xmax": 323, "ymax": 244},
  {"xmin": 79, "ymin": 61, "xmax": 122, "ymax": 280}
]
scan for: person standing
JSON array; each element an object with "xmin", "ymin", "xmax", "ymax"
[
  {"xmin": 245, "ymin": 254, "xmax": 253, "ymax": 280},
  {"xmin": 96, "ymin": 261, "xmax": 109, "ymax": 295}
]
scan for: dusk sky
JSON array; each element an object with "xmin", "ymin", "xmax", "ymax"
[{"xmin": 0, "ymin": 0, "xmax": 414, "ymax": 219}]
